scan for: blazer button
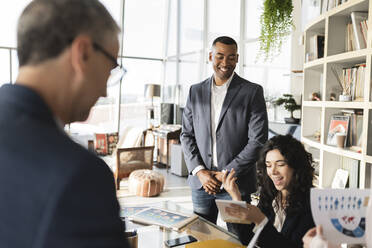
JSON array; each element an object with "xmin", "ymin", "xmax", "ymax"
[{"xmin": 208, "ymin": 154, "xmax": 212, "ymax": 157}]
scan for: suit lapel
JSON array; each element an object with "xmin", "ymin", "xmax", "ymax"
[
  {"xmin": 216, "ymin": 74, "xmax": 242, "ymax": 130},
  {"xmin": 202, "ymin": 77, "xmax": 212, "ymax": 137},
  {"xmin": 280, "ymin": 212, "xmax": 299, "ymax": 235}
]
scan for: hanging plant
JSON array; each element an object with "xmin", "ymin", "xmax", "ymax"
[{"xmin": 259, "ymin": 0, "xmax": 294, "ymax": 61}]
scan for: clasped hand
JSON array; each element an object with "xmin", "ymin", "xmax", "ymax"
[{"xmin": 196, "ymin": 169, "xmax": 222, "ymax": 195}]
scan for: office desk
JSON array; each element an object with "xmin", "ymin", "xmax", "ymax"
[{"xmin": 122, "ymin": 201, "xmax": 241, "ymax": 247}]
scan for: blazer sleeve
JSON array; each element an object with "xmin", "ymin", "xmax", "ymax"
[
  {"xmin": 256, "ymin": 210, "xmax": 315, "ymax": 248},
  {"xmin": 224, "ymin": 85, "xmax": 268, "ymax": 173},
  {"xmin": 180, "ymin": 86, "xmax": 205, "ymax": 173},
  {"xmin": 42, "ymin": 158, "xmax": 129, "ymax": 248}
]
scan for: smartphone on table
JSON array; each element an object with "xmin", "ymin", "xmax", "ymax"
[{"xmin": 164, "ymin": 235, "xmax": 197, "ymax": 247}]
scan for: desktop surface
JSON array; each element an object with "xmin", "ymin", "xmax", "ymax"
[{"xmin": 122, "ymin": 201, "xmax": 242, "ymax": 247}]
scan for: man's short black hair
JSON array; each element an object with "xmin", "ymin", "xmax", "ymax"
[{"xmin": 212, "ymin": 36, "xmax": 238, "ymax": 48}]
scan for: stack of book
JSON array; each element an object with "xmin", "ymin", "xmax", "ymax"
[
  {"xmin": 347, "ymin": 12, "xmax": 368, "ymax": 51},
  {"xmin": 331, "ymin": 63, "xmax": 366, "ymax": 101}
]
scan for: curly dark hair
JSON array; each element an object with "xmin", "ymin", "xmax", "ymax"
[{"xmin": 257, "ymin": 135, "xmax": 314, "ymax": 216}]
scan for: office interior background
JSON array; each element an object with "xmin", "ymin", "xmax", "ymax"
[{"xmin": 0, "ymin": 0, "xmax": 305, "ymax": 138}]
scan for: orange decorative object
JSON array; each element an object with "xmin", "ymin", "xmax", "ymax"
[{"xmin": 128, "ymin": 169, "xmax": 165, "ymax": 197}]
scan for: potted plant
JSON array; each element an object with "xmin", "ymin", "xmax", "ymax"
[
  {"xmin": 274, "ymin": 94, "xmax": 301, "ymax": 124},
  {"xmin": 259, "ymin": 0, "xmax": 294, "ymax": 61}
]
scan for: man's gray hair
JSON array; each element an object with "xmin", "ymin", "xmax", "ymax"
[{"xmin": 17, "ymin": 0, "xmax": 120, "ymax": 66}]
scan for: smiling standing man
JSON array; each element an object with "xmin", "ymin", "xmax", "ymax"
[
  {"xmin": 181, "ymin": 36, "xmax": 268, "ymax": 234},
  {"xmin": 0, "ymin": 0, "xmax": 129, "ymax": 247}
]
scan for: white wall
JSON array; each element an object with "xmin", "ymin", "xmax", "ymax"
[{"xmin": 290, "ymin": 0, "xmax": 304, "ymax": 118}]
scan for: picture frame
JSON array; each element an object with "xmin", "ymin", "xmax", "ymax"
[{"xmin": 326, "ymin": 115, "xmax": 350, "ymax": 146}]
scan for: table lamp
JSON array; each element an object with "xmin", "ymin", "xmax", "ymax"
[{"xmin": 144, "ymin": 84, "xmax": 161, "ymax": 127}]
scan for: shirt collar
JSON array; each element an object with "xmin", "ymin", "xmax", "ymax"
[{"xmin": 212, "ymin": 72, "xmax": 234, "ymax": 90}]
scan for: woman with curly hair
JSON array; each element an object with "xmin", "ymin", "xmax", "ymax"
[{"xmin": 222, "ymin": 134, "xmax": 315, "ymax": 247}]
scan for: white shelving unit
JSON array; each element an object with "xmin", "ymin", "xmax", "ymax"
[{"xmin": 302, "ymin": 0, "xmax": 372, "ymax": 189}]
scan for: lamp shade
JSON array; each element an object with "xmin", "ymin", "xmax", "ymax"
[{"xmin": 144, "ymin": 84, "xmax": 161, "ymax": 98}]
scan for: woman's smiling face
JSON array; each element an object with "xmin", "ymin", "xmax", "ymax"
[{"xmin": 265, "ymin": 149, "xmax": 294, "ymax": 195}]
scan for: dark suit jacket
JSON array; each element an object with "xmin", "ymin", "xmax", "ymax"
[
  {"xmin": 0, "ymin": 84, "xmax": 128, "ymax": 248},
  {"xmin": 180, "ymin": 73, "xmax": 268, "ymax": 195},
  {"xmin": 238, "ymin": 198, "xmax": 315, "ymax": 247}
]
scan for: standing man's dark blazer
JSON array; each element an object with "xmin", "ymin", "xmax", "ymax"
[
  {"xmin": 181, "ymin": 73, "xmax": 268, "ymax": 196},
  {"xmin": 0, "ymin": 84, "xmax": 128, "ymax": 248}
]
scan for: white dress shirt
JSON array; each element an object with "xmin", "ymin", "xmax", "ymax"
[{"xmin": 192, "ymin": 73, "xmax": 234, "ymax": 175}]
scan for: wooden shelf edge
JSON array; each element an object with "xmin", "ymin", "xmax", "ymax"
[
  {"xmin": 304, "ymin": 58, "xmax": 324, "ymax": 69},
  {"xmin": 326, "ymin": 49, "xmax": 369, "ymax": 63},
  {"xmin": 322, "ymin": 144, "xmax": 363, "ymax": 160},
  {"xmin": 302, "ymin": 136, "xmax": 322, "ymax": 149},
  {"xmin": 322, "ymin": 101, "xmax": 365, "ymax": 108},
  {"xmin": 327, "ymin": 0, "xmax": 368, "ymax": 17},
  {"xmin": 302, "ymin": 101, "xmax": 323, "ymax": 107},
  {"xmin": 364, "ymin": 155, "xmax": 372, "ymax": 163}
]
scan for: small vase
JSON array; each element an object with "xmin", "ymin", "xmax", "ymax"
[{"xmin": 339, "ymin": 94, "xmax": 351, "ymax": 102}]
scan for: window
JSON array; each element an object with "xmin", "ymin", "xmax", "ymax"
[
  {"xmin": 245, "ymin": 0, "xmax": 261, "ymax": 39},
  {"xmin": 123, "ymin": 0, "xmax": 166, "ymax": 58},
  {"xmin": 100, "ymin": 0, "xmax": 122, "ymax": 29},
  {"xmin": 208, "ymin": 0, "xmax": 240, "ymax": 39},
  {"xmin": 243, "ymin": 40, "xmax": 291, "ymax": 98},
  {"xmin": 0, "ymin": 50, "xmax": 11, "ymax": 85},
  {"xmin": 120, "ymin": 58, "xmax": 163, "ymax": 129},
  {"xmin": 180, "ymin": 0, "xmax": 204, "ymax": 54},
  {"xmin": 0, "ymin": 0, "xmax": 31, "ymax": 47},
  {"xmin": 179, "ymin": 52, "xmax": 203, "ymax": 106}
]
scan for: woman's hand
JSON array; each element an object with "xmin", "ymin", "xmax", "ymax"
[
  {"xmin": 225, "ymin": 204, "xmax": 266, "ymax": 225},
  {"xmin": 222, "ymin": 169, "xmax": 241, "ymax": 201},
  {"xmin": 302, "ymin": 226, "xmax": 340, "ymax": 248}
]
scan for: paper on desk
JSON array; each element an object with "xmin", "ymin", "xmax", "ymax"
[{"xmin": 310, "ymin": 188, "xmax": 370, "ymax": 245}]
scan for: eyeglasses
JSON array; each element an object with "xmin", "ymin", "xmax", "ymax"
[{"xmin": 93, "ymin": 42, "xmax": 126, "ymax": 87}]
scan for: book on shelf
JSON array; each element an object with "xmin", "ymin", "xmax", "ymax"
[
  {"xmin": 346, "ymin": 23, "xmax": 355, "ymax": 51},
  {"xmin": 340, "ymin": 109, "xmax": 363, "ymax": 148},
  {"xmin": 309, "ymin": 34, "xmax": 325, "ymax": 60},
  {"xmin": 331, "ymin": 168, "xmax": 349, "ymax": 189},
  {"xmin": 327, "ymin": 0, "xmax": 335, "ymax": 10},
  {"xmin": 365, "ymin": 165, "xmax": 371, "ymax": 188},
  {"xmin": 321, "ymin": 0, "xmax": 328, "ymax": 14},
  {"xmin": 350, "ymin": 12, "xmax": 368, "ymax": 50},
  {"xmin": 333, "ymin": 64, "xmax": 365, "ymax": 101},
  {"xmin": 128, "ymin": 207, "xmax": 198, "ymax": 231},
  {"xmin": 342, "ymin": 157, "xmax": 359, "ymax": 188},
  {"xmin": 326, "ymin": 115, "xmax": 350, "ymax": 146},
  {"xmin": 360, "ymin": 19, "xmax": 369, "ymax": 48},
  {"xmin": 326, "ymin": 0, "xmax": 347, "ymax": 11}
]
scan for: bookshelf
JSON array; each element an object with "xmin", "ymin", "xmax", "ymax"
[{"xmin": 302, "ymin": 0, "xmax": 372, "ymax": 189}]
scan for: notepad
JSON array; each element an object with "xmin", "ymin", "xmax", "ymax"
[{"xmin": 215, "ymin": 199, "xmax": 251, "ymax": 224}]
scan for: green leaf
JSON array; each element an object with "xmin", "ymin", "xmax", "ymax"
[{"xmin": 258, "ymin": 0, "xmax": 294, "ymax": 61}]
